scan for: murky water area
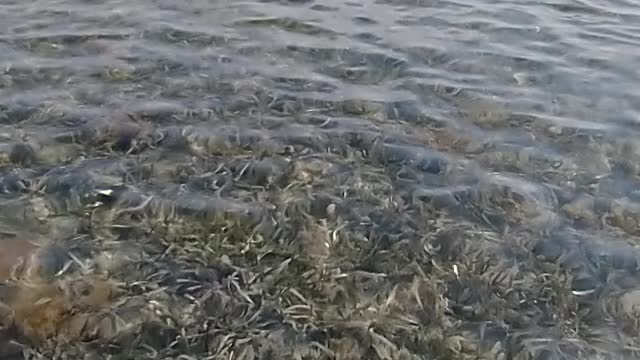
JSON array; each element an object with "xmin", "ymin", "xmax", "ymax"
[{"xmin": 1, "ymin": 0, "xmax": 640, "ymax": 358}]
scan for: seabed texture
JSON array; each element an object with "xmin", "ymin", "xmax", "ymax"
[
  {"xmin": 0, "ymin": 93, "xmax": 639, "ymax": 359},
  {"xmin": 1, "ymin": 2, "xmax": 640, "ymax": 359}
]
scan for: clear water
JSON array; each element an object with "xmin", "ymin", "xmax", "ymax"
[{"xmin": 1, "ymin": 0, "xmax": 640, "ymax": 358}]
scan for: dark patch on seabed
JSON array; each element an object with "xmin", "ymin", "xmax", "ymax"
[{"xmin": 2, "ymin": 0, "xmax": 640, "ymax": 359}]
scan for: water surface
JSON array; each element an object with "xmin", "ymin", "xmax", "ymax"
[{"xmin": 1, "ymin": 0, "xmax": 640, "ymax": 358}]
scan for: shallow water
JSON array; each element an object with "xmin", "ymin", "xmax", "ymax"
[{"xmin": 1, "ymin": 0, "xmax": 640, "ymax": 358}]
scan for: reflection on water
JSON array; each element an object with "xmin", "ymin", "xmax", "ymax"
[{"xmin": 1, "ymin": 0, "xmax": 640, "ymax": 358}]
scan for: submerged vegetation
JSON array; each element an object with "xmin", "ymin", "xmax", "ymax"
[
  {"xmin": 2, "ymin": 0, "xmax": 640, "ymax": 359},
  {"xmin": 0, "ymin": 79, "xmax": 639, "ymax": 359}
]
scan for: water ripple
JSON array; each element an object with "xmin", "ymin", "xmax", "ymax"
[{"xmin": 2, "ymin": 0, "xmax": 640, "ymax": 358}]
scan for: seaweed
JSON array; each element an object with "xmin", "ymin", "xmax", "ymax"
[{"xmin": 1, "ymin": 3, "xmax": 639, "ymax": 359}]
